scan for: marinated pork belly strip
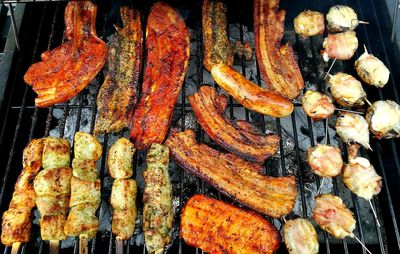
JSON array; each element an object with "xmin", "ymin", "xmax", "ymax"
[
  {"xmin": 202, "ymin": 0, "xmax": 252, "ymax": 72},
  {"xmin": 189, "ymin": 86, "xmax": 279, "ymax": 164},
  {"xmin": 130, "ymin": 2, "xmax": 190, "ymax": 150},
  {"xmin": 180, "ymin": 194, "xmax": 280, "ymax": 254},
  {"xmin": 24, "ymin": 1, "xmax": 108, "ymax": 107},
  {"xmin": 165, "ymin": 130, "xmax": 297, "ymax": 218},
  {"xmin": 211, "ymin": 64, "xmax": 293, "ymax": 117},
  {"xmin": 254, "ymin": 0, "xmax": 304, "ymax": 99},
  {"xmin": 1, "ymin": 139, "xmax": 45, "ymax": 246},
  {"xmin": 94, "ymin": 7, "xmax": 142, "ymax": 134}
]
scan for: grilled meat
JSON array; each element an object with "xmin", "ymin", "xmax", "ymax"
[
  {"xmin": 326, "ymin": 5, "xmax": 361, "ymax": 33},
  {"xmin": 294, "ymin": 10, "xmax": 325, "ymax": 37},
  {"xmin": 64, "ymin": 132, "xmax": 102, "ymax": 239},
  {"xmin": 189, "ymin": 86, "xmax": 279, "ymax": 164},
  {"xmin": 180, "ymin": 194, "xmax": 280, "ymax": 254},
  {"xmin": 284, "ymin": 218, "xmax": 319, "ymax": 254},
  {"xmin": 165, "ymin": 129, "xmax": 297, "ymax": 218},
  {"xmin": 202, "ymin": 0, "xmax": 252, "ymax": 72},
  {"xmin": 307, "ymin": 144, "xmax": 343, "ymax": 178},
  {"xmin": 36, "ymin": 195, "xmax": 69, "ymax": 216},
  {"xmin": 328, "ymin": 72, "xmax": 366, "ymax": 107},
  {"xmin": 343, "ymin": 145, "xmax": 382, "ymax": 200},
  {"xmin": 301, "ymin": 90, "xmax": 335, "ymax": 121},
  {"xmin": 111, "ymin": 179, "xmax": 137, "ymax": 240},
  {"xmin": 34, "ymin": 167, "xmax": 72, "ymax": 198},
  {"xmin": 42, "ymin": 137, "xmax": 70, "ymax": 170},
  {"xmin": 355, "ymin": 50, "xmax": 390, "ymax": 88},
  {"xmin": 313, "ymin": 194, "xmax": 356, "ymax": 239},
  {"xmin": 1, "ymin": 139, "xmax": 45, "ymax": 246},
  {"xmin": 40, "ymin": 214, "xmax": 68, "ymax": 241},
  {"xmin": 107, "ymin": 138, "xmax": 136, "ymax": 179},
  {"xmin": 23, "ymin": 1, "xmax": 108, "ymax": 107},
  {"xmin": 335, "ymin": 112, "xmax": 371, "ymax": 150},
  {"xmin": 72, "ymin": 159, "xmax": 98, "ymax": 181},
  {"xmin": 322, "ymin": 31, "xmax": 358, "ymax": 61},
  {"xmin": 143, "ymin": 144, "xmax": 173, "ymax": 254},
  {"xmin": 94, "ymin": 7, "xmax": 142, "ymax": 134},
  {"xmin": 130, "ymin": 2, "xmax": 190, "ymax": 150},
  {"xmin": 254, "ymin": 0, "xmax": 304, "ymax": 99},
  {"xmin": 211, "ymin": 64, "xmax": 294, "ymax": 117},
  {"xmin": 366, "ymin": 100, "xmax": 400, "ymax": 139}
]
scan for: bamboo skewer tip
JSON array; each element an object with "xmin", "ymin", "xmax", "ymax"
[
  {"xmin": 11, "ymin": 242, "xmax": 21, "ymax": 254},
  {"xmin": 116, "ymin": 237, "xmax": 124, "ymax": 254},
  {"xmin": 79, "ymin": 235, "xmax": 89, "ymax": 254},
  {"xmin": 359, "ymin": 20, "xmax": 370, "ymax": 24},
  {"xmin": 49, "ymin": 240, "xmax": 59, "ymax": 254}
]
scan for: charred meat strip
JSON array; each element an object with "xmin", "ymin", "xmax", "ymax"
[
  {"xmin": 94, "ymin": 7, "xmax": 142, "ymax": 134},
  {"xmin": 254, "ymin": 0, "xmax": 304, "ymax": 99},
  {"xmin": 202, "ymin": 0, "xmax": 252, "ymax": 72},
  {"xmin": 130, "ymin": 2, "xmax": 190, "ymax": 150},
  {"xmin": 64, "ymin": 132, "xmax": 102, "ymax": 239},
  {"xmin": 143, "ymin": 144, "xmax": 173, "ymax": 254},
  {"xmin": 107, "ymin": 138, "xmax": 136, "ymax": 179},
  {"xmin": 24, "ymin": 1, "xmax": 108, "ymax": 107},
  {"xmin": 111, "ymin": 179, "xmax": 137, "ymax": 240},
  {"xmin": 211, "ymin": 64, "xmax": 294, "ymax": 117},
  {"xmin": 181, "ymin": 194, "xmax": 280, "ymax": 254},
  {"xmin": 165, "ymin": 130, "xmax": 297, "ymax": 218},
  {"xmin": 1, "ymin": 139, "xmax": 45, "ymax": 246},
  {"xmin": 189, "ymin": 86, "xmax": 279, "ymax": 164}
]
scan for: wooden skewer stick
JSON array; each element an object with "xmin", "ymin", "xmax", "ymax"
[
  {"xmin": 369, "ymin": 200, "xmax": 381, "ymax": 228},
  {"xmin": 116, "ymin": 237, "xmax": 124, "ymax": 254},
  {"xmin": 11, "ymin": 242, "xmax": 21, "ymax": 254},
  {"xmin": 363, "ymin": 44, "xmax": 368, "ymax": 54},
  {"xmin": 49, "ymin": 240, "xmax": 59, "ymax": 254},
  {"xmin": 335, "ymin": 108, "xmax": 364, "ymax": 114},
  {"xmin": 79, "ymin": 235, "xmax": 88, "ymax": 254},
  {"xmin": 359, "ymin": 21, "xmax": 369, "ymax": 24},
  {"xmin": 324, "ymin": 58, "xmax": 337, "ymax": 80},
  {"xmin": 365, "ymin": 98, "xmax": 372, "ymax": 106},
  {"xmin": 351, "ymin": 234, "xmax": 373, "ymax": 254}
]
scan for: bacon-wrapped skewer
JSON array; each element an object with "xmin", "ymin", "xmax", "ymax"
[
  {"xmin": 307, "ymin": 144, "xmax": 343, "ymax": 178},
  {"xmin": 301, "ymin": 90, "xmax": 335, "ymax": 121},
  {"xmin": 326, "ymin": 5, "xmax": 368, "ymax": 33},
  {"xmin": 321, "ymin": 31, "xmax": 358, "ymax": 62},
  {"xmin": 355, "ymin": 47, "xmax": 390, "ymax": 88},
  {"xmin": 365, "ymin": 100, "xmax": 400, "ymax": 139},
  {"xmin": 284, "ymin": 218, "xmax": 319, "ymax": 254},
  {"xmin": 328, "ymin": 72, "xmax": 367, "ymax": 108},
  {"xmin": 335, "ymin": 112, "xmax": 371, "ymax": 150},
  {"xmin": 294, "ymin": 10, "xmax": 325, "ymax": 37}
]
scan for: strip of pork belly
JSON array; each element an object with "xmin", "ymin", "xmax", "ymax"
[
  {"xmin": 24, "ymin": 1, "xmax": 108, "ymax": 107},
  {"xmin": 254, "ymin": 0, "xmax": 304, "ymax": 99},
  {"xmin": 189, "ymin": 86, "xmax": 279, "ymax": 164},
  {"xmin": 130, "ymin": 2, "xmax": 190, "ymax": 150},
  {"xmin": 94, "ymin": 7, "xmax": 142, "ymax": 134},
  {"xmin": 165, "ymin": 130, "xmax": 297, "ymax": 218}
]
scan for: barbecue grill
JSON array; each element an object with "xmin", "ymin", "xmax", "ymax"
[{"xmin": 0, "ymin": 0, "xmax": 399, "ymax": 253}]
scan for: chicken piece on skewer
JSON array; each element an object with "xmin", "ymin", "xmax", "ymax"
[
  {"xmin": 22, "ymin": 138, "xmax": 45, "ymax": 168},
  {"xmin": 335, "ymin": 112, "xmax": 371, "ymax": 150},
  {"xmin": 313, "ymin": 194, "xmax": 356, "ymax": 239},
  {"xmin": 69, "ymin": 177, "xmax": 101, "ymax": 208},
  {"xmin": 366, "ymin": 100, "xmax": 400, "ymax": 139},
  {"xmin": 307, "ymin": 144, "xmax": 343, "ymax": 178},
  {"xmin": 326, "ymin": 5, "xmax": 367, "ymax": 33},
  {"xmin": 107, "ymin": 138, "xmax": 136, "ymax": 179},
  {"xmin": 64, "ymin": 203, "xmax": 99, "ymax": 238},
  {"xmin": 41, "ymin": 137, "xmax": 71, "ymax": 170},
  {"xmin": 111, "ymin": 179, "xmax": 137, "ymax": 240},
  {"xmin": 284, "ymin": 218, "xmax": 319, "ymax": 254},
  {"xmin": 302, "ymin": 90, "xmax": 335, "ymax": 121},
  {"xmin": 294, "ymin": 10, "xmax": 325, "ymax": 37},
  {"xmin": 328, "ymin": 72, "xmax": 367, "ymax": 108},
  {"xmin": 355, "ymin": 48, "xmax": 390, "ymax": 88},
  {"xmin": 321, "ymin": 31, "xmax": 358, "ymax": 62}
]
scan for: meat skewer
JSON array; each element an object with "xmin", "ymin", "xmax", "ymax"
[
  {"xmin": 294, "ymin": 10, "xmax": 325, "ymax": 37},
  {"xmin": 33, "ymin": 137, "xmax": 72, "ymax": 254},
  {"xmin": 94, "ymin": 7, "xmax": 143, "ymax": 134},
  {"xmin": 181, "ymin": 194, "xmax": 281, "ymax": 254},
  {"xmin": 321, "ymin": 31, "xmax": 358, "ymax": 62},
  {"xmin": 301, "ymin": 90, "xmax": 335, "ymax": 121},
  {"xmin": 313, "ymin": 194, "xmax": 372, "ymax": 254},
  {"xmin": 343, "ymin": 144, "xmax": 382, "ymax": 227},
  {"xmin": 328, "ymin": 72, "xmax": 367, "ymax": 108},
  {"xmin": 355, "ymin": 46, "xmax": 390, "ymax": 88},
  {"xmin": 143, "ymin": 144, "xmax": 173, "ymax": 254},
  {"xmin": 365, "ymin": 100, "xmax": 400, "ymax": 139},
  {"xmin": 64, "ymin": 132, "xmax": 102, "ymax": 254},
  {"xmin": 108, "ymin": 138, "xmax": 137, "ymax": 254},
  {"xmin": 1, "ymin": 139, "xmax": 45, "ymax": 254},
  {"xmin": 283, "ymin": 218, "xmax": 319, "ymax": 254},
  {"xmin": 307, "ymin": 144, "xmax": 343, "ymax": 178},
  {"xmin": 335, "ymin": 112, "xmax": 371, "ymax": 150},
  {"xmin": 326, "ymin": 5, "xmax": 369, "ymax": 33}
]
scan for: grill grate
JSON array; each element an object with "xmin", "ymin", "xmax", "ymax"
[{"xmin": 0, "ymin": 0, "xmax": 400, "ymax": 253}]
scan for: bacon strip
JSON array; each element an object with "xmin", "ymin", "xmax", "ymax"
[
  {"xmin": 181, "ymin": 194, "xmax": 280, "ymax": 254},
  {"xmin": 24, "ymin": 1, "xmax": 108, "ymax": 107},
  {"xmin": 254, "ymin": 0, "xmax": 304, "ymax": 99},
  {"xmin": 94, "ymin": 8, "xmax": 142, "ymax": 134},
  {"xmin": 130, "ymin": 2, "xmax": 190, "ymax": 150},
  {"xmin": 165, "ymin": 130, "xmax": 297, "ymax": 218},
  {"xmin": 189, "ymin": 86, "xmax": 279, "ymax": 164}
]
